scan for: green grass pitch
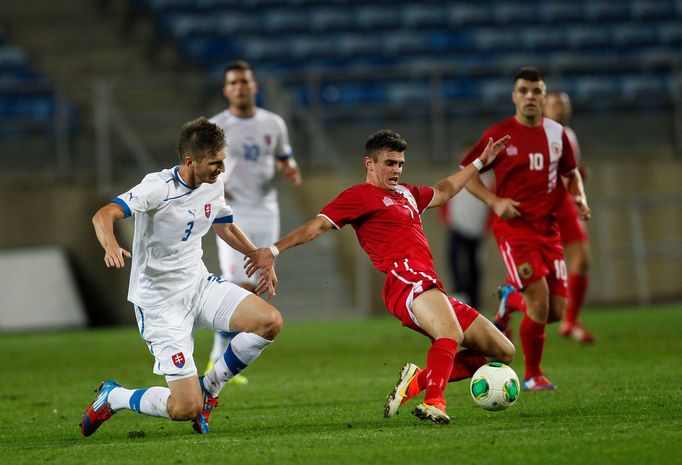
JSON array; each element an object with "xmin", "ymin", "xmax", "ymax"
[{"xmin": 1, "ymin": 304, "xmax": 681, "ymax": 465}]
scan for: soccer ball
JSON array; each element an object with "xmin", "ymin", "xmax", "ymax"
[{"xmin": 470, "ymin": 362, "xmax": 520, "ymax": 411}]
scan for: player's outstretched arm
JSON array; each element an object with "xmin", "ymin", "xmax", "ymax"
[
  {"xmin": 92, "ymin": 203, "xmax": 131, "ymax": 269},
  {"xmin": 244, "ymin": 216, "xmax": 334, "ymax": 277},
  {"xmin": 429, "ymin": 135, "xmax": 510, "ymax": 208},
  {"xmin": 214, "ymin": 222, "xmax": 259, "ymax": 255}
]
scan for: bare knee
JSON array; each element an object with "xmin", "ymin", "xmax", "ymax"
[
  {"xmin": 167, "ymin": 396, "xmax": 202, "ymax": 421},
  {"xmin": 256, "ymin": 308, "xmax": 283, "ymax": 340},
  {"xmin": 497, "ymin": 338, "xmax": 516, "ymax": 365}
]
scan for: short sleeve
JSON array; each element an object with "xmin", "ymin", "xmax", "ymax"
[
  {"xmin": 558, "ymin": 129, "xmax": 577, "ymax": 175},
  {"xmin": 406, "ymin": 184, "xmax": 435, "ymax": 214},
  {"xmin": 319, "ymin": 186, "xmax": 365, "ymax": 229},
  {"xmin": 213, "ymin": 195, "xmax": 234, "ymax": 224},
  {"xmin": 114, "ymin": 175, "xmax": 165, "ymax": 217}
]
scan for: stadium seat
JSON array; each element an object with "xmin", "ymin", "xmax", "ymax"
[
  {"xmin": 402, "ymin": 4, "xmax": 449, "ymax": 28},
  {"xmin": 631, "ymin": 0, "xmax": 675, "ymax": 20},
  {"xmin": 537, "ymin": 2, "xmax": 584, "ymax": 23},
  {"xmin": 584, "ymin": 1, "xmax": 630, "ymax": 22},
  {"xmin": 447, "ymin": 4, "xmax": 490, "ymax": 26}
]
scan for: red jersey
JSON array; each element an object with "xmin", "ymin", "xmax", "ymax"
[
  {"xmin": 319, "ymin": 182, "xmax": 436, "ymax": 274},
  {"xmin": 461, "ymin": 116, "xmax": 577, "ymax": 238}
]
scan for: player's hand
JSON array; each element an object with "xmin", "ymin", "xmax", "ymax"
[
  {"xmin": 254, "ymin": 266, "xmax": 277, "ymax": 300},
  {"xmin": 103, "ymin": 246, "xmax": 131, "ymax": 269},
  {"xmin": 574, "ymin": 195, "xmax": 591, "ymax": 221},
  {"xmin": 478, "ymin": 135, "xmax": 511, "ymax": 166},
  {"xmin": 492, "ymin": 197, "xmax": 521, "ymax": 220},
  {"xmin": 282, "ymin": 164, "xmax": 302, "ymax": 186},
  {"xmin": 244, "ymin": 247, "xmax": 276, "ymax": 277},
  {"xmin": 278, "ymin": 159, "xmax": 302, "ymax": 186}
]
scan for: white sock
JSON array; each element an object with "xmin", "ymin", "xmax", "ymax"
[
  {"xmin": 209, "ymin": 332, "xmax": 233, "ymax": 365},
  {"xmin": 203, "ymin": 332, "xmax": 272, "ymax": 396},
  {"xmin": 109, "ymin": 386, "xmax": 171, "ymax": 419}
]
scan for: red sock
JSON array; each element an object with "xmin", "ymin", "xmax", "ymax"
[
  {"xmin": 507, "ymin": 291, "xmax": 527, "ymax": 314},
  {"xmin": 449, "ymin": 349, "xmax": 487, "ymax": 382},
  {"xmin": 565, "ymin": 273, "xmax": 588, "ymax": 324},
  {"xmin": 519, "ymin": 314, "xmax": 546, "ymax": 379},
  {"xmin": 419, "ymin": 338, "xmax": 458, "ymax": 403}
]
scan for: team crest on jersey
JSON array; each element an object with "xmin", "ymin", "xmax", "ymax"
[
  {"xmin": 518, "ymin": 263, "xmax": 533, "ymax": 280},
  {"xmin": 396, "ymin": 186, "xmax": 419, "ymax": 212},
  {"xmin": 551, "ymin": 141, "xmax": 561, "ymax": 158},
  {"xmin": 506, "ymin": 145, "xmax": 518, "ymax": 156},
  {"xmin": 383, "ymin": 196, "xmax": 394, "ymax": 206},
  {"xmin": 204, "ymin": 203, "xmax": 211, "ymax": 218},
  {"xmin": 264, "ymin": 134, "xmax": 272, "ymax": 145},
  {"xmin": 171, "ymin": 352, "xmax": 185, "ymax": 368}
]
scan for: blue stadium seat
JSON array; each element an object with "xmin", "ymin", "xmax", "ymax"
[
  {"xmin": 386, "ymin": 81, "xmax": 431, "ymax": 104},
  {"xmin": 612, "ymin": 23, "xmax": 658, "ymax": 48},
  {"xmin": 447, "ymin": 4, "xmax": 490, "ymax": 26},
  {"xmin": 566, "ymin": 25, "xmax": 612, "ymax": 49},
  {"xmin": 491, "ymin": 2, "xmax": 537, "ymax": 24},
  {"xmin": 631, "ymin": 0, "xmax": 676, "ymax": 20},
  {"xmin": 537, "ymin": 2, "xmax": 584, "ymax": 23},
  {"xmin": 658, "ymin": 21, "xmax": 682, "ymax": 46},
  {"xmin": 620, "ymin": 74, "xmax": 668, "ymax": 100},
  {"xmin": 356, "ymin": 6, "xmax": 402, "ymax": 29},
  {"xmin": 309, "ymin": 8, "xmax": 356, "ymax": 32},
  {"xmin": 585, "ymin": 1, "xmax": 630, "ymax": 22},
  {"xmin": 402, "ymin": 4, "xmax": 449, "ymax": 28},
  {"xmin": 263, "ymin": 8, "xmax": 310, "ymax": 33},
  {"xmin": 521, "ymin": 27, "xmax": 568, "ymax": 51},
  {"xmin": 480, "ymin": 79, "xmax": 511, "ymax": 104},
  {"xmin": 573, "ymin": 76, "xmax": 621, "ymax": 100}
]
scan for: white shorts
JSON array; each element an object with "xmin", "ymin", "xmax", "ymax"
[
  {"xmin": 133, "ymin": 273, "xmax": 251, "ymax": 381},
  {"xmin": 217, "ymin": 205, "xmax": 279, "ymax": 286}
]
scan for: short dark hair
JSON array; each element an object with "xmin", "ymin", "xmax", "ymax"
[
  {"xmin": 364, "ymin": 129, "xmax": 408, "ymax": 160},
  {"xmin": 224, "ymin": 59, "xmax": 254, "ymax": 78},
  {"xmin": 514, "ymin": 67, "xmax": 544, "ymax": 83},
  {"xmin": 177, "ymin": 117, "xmax": 226, "ymax": 162}
]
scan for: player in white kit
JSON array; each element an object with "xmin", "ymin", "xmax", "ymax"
[
  {"xmin": 80, "ymin": 117, "xmax": 282, "ymax": 437},
  {"xmin": 206, "ymin": 60, "xmax": 301, "ymax": 381}
]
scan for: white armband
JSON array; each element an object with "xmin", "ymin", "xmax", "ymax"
[
  {"xmin": 472, "ymin": 158, "xmax": 484, "ymax": 171},
  {"xmin": 268, "ymin": 244, "xmax": 280, "ymax": 258}
]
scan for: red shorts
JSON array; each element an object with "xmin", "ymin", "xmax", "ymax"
[
  {"xmin": 556, "ymin": 192, "xmax": 589, "ymax": 244},
  {"xmin": 382, "ymin": 259, "xmax": 479, "ymax": 338},
  {"xmin": 496, "ymin": 234, "xmax": 568, "ymax": 297}
]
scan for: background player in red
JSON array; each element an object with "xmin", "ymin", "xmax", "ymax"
[
  {"xmin": 544, "ymin": 92, "xmax": 595, "ymax": 344},
  {"xmin": 245, "ymin": 129, "xmax": 514, "ymax": 424},
  {"xmin": 461, "ymin": 67, "xmax": 591, "ymax": 391}
]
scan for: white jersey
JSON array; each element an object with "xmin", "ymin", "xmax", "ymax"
[
  {"xmin": 211, "ymin": 107, "xmax": 293, "ymax": 212},
  {"xmin": 115, "ymin": 166, "xmax": 233, "ymax": 308},
  {"xmin": 565, "ymin": 126, "xmax": 582, "ymax": 165}
]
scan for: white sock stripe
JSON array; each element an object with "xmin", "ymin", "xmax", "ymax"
[{"xmin": 500, "ymin": 241, "xmax": 523, "ymax": 288}]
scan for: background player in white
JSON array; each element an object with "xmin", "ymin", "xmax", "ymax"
[
  {"xmin": 206, "ymin": 60, "xmax": 301, "ymax": 382},
  {"xmin": 81, "ymin": 117, "xmax": 282, "ymax": 436}
]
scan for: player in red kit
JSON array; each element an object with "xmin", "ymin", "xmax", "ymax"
[
  {"xmin": 245, "ymin": 129, "xmax": 514, "ymax": 424},
  {"xmin": 461, "ymin": 68, "xmax": 591, "ymax": 391},
  {"xmin": 545, "ymin": 92, "xmax": 595, "ymax": 344}
]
